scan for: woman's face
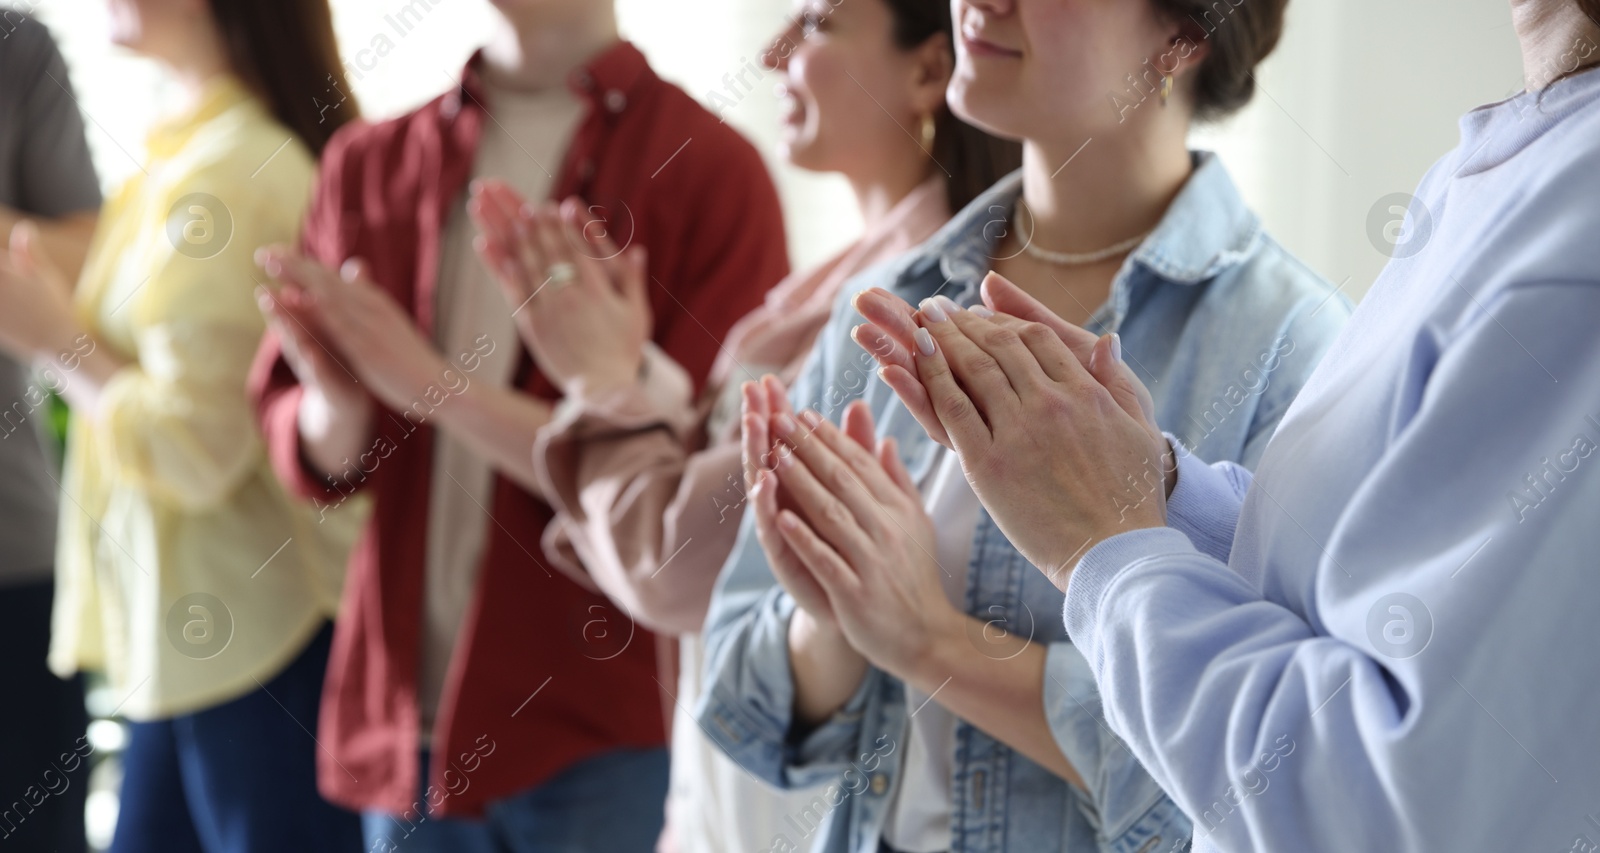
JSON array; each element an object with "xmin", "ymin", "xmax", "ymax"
[
  {"xmin": 949, "ymin": 0, "xmax": 1185, "ymax": 145},
  {"xmin": 764, "ymin": 0, "xmax": 946, "ymax": 175}
]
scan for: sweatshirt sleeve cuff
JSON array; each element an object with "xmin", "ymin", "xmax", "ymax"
[
  {"xmin": 1163, "ymin": 435, "xmax": 1245, "ymax": 563},
  {"xmin": 1064, "ymin": 527, "xmax": 1199, "ymax": 660}
]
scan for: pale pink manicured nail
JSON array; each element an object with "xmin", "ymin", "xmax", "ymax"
[
  {"xmin": 919, "ymin": 298, "xmax": 948, "ymax": 323},
  {"xmin": 798, "ymin": 409, "xmax": 822, "ymax": 428},
  {"xmin": 774, "ymin": 413, "xmax": 798, "ymax": 436},
  {"xmin": 970, "ymin": 305, "xmax": 995, "ymax": 318},
  {"xmin": 915, "ymin": 327, "xmax": 936, "ymax": 357},
  {"xmin": 1112, "ymin": 333, "xmax": 1124, "ymax": 363},
  {"xmin": 933, "ymin": 295, "xmax": 962, "ymax": 315}
]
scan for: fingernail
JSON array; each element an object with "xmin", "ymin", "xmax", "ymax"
[
  {"xmin": 934, "ymin": 295, "xmax": 962, "ymax": 315},
  {"xmin": 774, "ymin": 414, "xmax": 798, "ymax": 436},
  {"xmin": 970, "ymin": 305, "xmax": 995, "ymax": 319},
  {"xmin": 1112, "ymin": 333, "xmax": 1124, "ymax": 363},
  {"xmin": 778, "ymin": 511, "xmax": 800, "ymax": 532},
  {"xmin": 798, "ymin": 409, "xmax": 822, "ymax": 428},
  {"xmin": 915, "ymin": 327, "xmax": 936, "ymax": 357},
  {"xmin": 919, "ymin": 298, "xmax": 948, "ymax": 324}
]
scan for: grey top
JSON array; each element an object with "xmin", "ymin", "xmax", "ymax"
[{"xmin": 0, "ymin": 12, "xmax": 100, "ymax": 585}]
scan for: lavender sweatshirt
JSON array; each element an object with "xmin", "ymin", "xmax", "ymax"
[{"xmin": 1066, "ymin": 68, "xmax": 1600, "ymax": 852}]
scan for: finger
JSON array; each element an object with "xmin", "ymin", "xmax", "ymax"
[
  {"xmin": 532, "ymin": 204, "xmax": 573, "ymax": 291},
  {"xmin": 741, "ymin": 407, "xmax": 771, "ymax": 489},
  {"xmin": 557, "ymin": 197, "xmax": 611, "ymax": 296},
  {"xmin": 979, "ymin": 271, "xmax": 1099, "ymax": 362},
  {"xmin": 840, "ymin": 399, "xmax": 876, "ymax": 451},
  {"xmin": 851, "ymin": 288, "xmax": 921, "ymax": 355},
  {"xmin": 799, "ymin": 408, "xmax": 902, "ymax": 505},
  {"xmin": 851, "ymin": 323, "xmax": 913, "ymax": 377},
  {"xmin": 877, "ymin": 436, "xmax": 918, "ymax": 498},
  {"xmin": 941, "ymin": 305, "xmax": 1058, "ymax": 398},
  {"xmin": 908, "ymin": 321, "xmax": 993, "ymax": 456},
  {"xmin": 877, "ymin": 364, "xmax": 952, "ymax": 450},
  {"xmin": 619, "ymin": 245, "xmax": 650, "ymax": 309},
  {"xmin": 979, "ymin": 315, "xmax": 1081, "ymax": 385},
  {"xmin": 916, "ymin": 298, "xmax": 1023, "ymax": 421},
  {"xmin": 775, "ymin": 509, "xmax": 861, "ymax": 598},
  {"xmin": 1086, "ymin": 332, "xmax": 1155, "ymax": 427},
  {"xmin": 510, "ymin": 199, "xmax": 549, "ymax": 293},
  {"xmin": 752, "ymin": 476, "xmax": 835, "ymax": 623},
  {"xmin": 762, "ymin": 374, "xmax": 795, "ymax": 420},
  {"xmin": 768, "ymin": 426, "xmax": 880, "ymax": 563}
]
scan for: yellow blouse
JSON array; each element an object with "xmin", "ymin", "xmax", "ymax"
[{"xmin": 49, "ymin": 77, "xmax": 364, "ymax": 720}]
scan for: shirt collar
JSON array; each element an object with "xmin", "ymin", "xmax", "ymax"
[
  {"xmin": 447, "ymin": 40, "xmax": 653, "ymax": 118},
  {"xmin": 147, "ymin": 75, "xmax": 253, "ymax": 159},
  {"xmin": 899, "ymin": 151, "xmax": 1261, "ymax": 302}
]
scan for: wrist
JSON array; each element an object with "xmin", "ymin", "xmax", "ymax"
[{"xmin": 899, "ymin": 609, "xmax": 969, "ymax": 690}]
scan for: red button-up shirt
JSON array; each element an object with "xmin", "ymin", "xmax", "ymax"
[{"xmin": 249, "ymin": 42, "xmax": 787, "ymax": 818}]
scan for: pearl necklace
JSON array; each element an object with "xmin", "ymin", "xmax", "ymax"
[{"xmin": 1017, "ymin": 204, "xmax": 1150, "ymax": 267}]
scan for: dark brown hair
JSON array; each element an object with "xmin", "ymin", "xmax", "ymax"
[
  {"xmin": 1149, "ymin": 0, "xmax": 1288, "ymax": 121},
  {"xmin": 1581, "ymin": 0, "xmax": 1600, "ymax": 29},
  {"xmin": 207, "ymin": 0, "xmax": 357, "ymax": 155},
  {"xmin": 880, "ymin": 0, "xmax": 1024, "ymax": 213}
]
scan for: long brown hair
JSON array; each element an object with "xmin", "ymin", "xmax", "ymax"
[
  {"xmin": 207, "ymin": 0, "xmax": 356, "ymax": 155},
  {"xmin": 880, "ymin": 0, "xmax": 1023, "ymax": 213},
  {"xmin": 1581, "ymin": 0, "xmax": 1600, "ymax": 29}
]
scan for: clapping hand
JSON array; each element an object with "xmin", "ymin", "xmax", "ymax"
[
  {"xmin": 468, "ymin": 180, "xmax": 650, "ymax": 397},
  {"xmin": 852, "ymin": 271, "xmax": 1174, "ymax": 590}
]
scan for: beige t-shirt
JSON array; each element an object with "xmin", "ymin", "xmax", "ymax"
[{"xmin": 418, "ymin": 81, "xmax": 586, "ymax": 735}]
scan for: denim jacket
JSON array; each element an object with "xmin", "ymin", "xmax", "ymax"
[{"xmin": 695, "ymin": 152, "xmax": 1350, "ymax": 853}]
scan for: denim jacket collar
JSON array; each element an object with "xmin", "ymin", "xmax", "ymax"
[{"xmin": 893, "ymin": 150, "xmax": 1262, "ymax": 308}]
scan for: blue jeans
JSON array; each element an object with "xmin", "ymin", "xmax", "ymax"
[
  {"xmin": 361, "ymin": 747, "xmax": 668, "ymax": 853},
  {"xmin": 110, "ymin": 623, "xmax": 361, "ymax": 853}
]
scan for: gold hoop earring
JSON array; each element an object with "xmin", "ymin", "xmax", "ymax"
[
  {"xmin": 1159, "ymin": 74, "xmax": 1174, "ymax": 107},
  {"xmin": 920, "ymin": 113, "xmax": 936, "ymax": 152}
]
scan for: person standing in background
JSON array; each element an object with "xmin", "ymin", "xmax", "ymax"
[
  {"xmin": 249, "ymin": 0, "xmax": 789, "ymax": 849},
  {"xmin": 468, "ymin": 1, "xmax": 1019, "ymax": 849},
  {"xmin": 0, "ymin": 14, "xmax": 99, "ymax": 852},
  {"xmin": 0, "ymin": 0, "xmax": 365, "ymax": 850}
]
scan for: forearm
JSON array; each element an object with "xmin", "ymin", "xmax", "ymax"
[
  {"xmin": 788, "ymin": 609, "xmax": 870, "ymax": 731},
  {"xmin": 432, "ymin": 381, "xmax": 554, "ymax": 498},
  {"xmin": 910, "ymin": 617, "xmax": 1085, "ymax": 789}
]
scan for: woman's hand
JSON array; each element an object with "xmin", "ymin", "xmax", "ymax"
[
  {"xmin": 0, "ymin": 222, "xmax": 87, "ymax": 360},
  {"xmin": 852, "ymin": 271, "xmax": 1158, "ymax": 450},
  {"xmin": 468, "ymin": 180, "xmax": 650, "ymax": 397},
  {"xmin": 257, "ymin": 247, "xmax": 447, "ymax": 415},
  {"xmin": 763, "ymin": 399, "xmax": 966, "ymax": 682},
  {"xmin": 901, "ymin": 296, "xmax": 1173, "ymax": 590},
  {"xmin": 741, "ymin": 375, "xmax": 870, "ymax": 630}
]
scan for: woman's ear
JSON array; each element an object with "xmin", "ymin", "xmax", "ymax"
[
  {"xmin": 909, "ymin": 31, "xmax": 956, "ymax": 117},
  {"xmin": 1157, "ymin": 20, "xmax": 1211, "ymax": 84}
]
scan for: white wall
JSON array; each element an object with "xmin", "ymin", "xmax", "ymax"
[{"xmin": 9, "ymin": 0, "xmax": 1528, "ymax": 294}]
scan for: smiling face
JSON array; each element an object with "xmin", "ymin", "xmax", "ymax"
[
  {"xmin": 763, "ymin": 0, "xmax": 948, "ymax": 175},
  {"xmin": 948, "ymin": 0, "xmax": 1192, "ymax": 145}
]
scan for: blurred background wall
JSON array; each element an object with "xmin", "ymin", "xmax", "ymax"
[{"xmin": 10, "ymin": 0, "xmax": 1526, "ymax": 300}]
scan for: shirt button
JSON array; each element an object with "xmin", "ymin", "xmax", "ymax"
[
  {"xmin": 869, "ymin": 773, "xmax": 888, "ymax": 796},
  {"xmin": 604, "ymin": 89, "xmax": 627, "ymax": 113},
  {"xmin": 441, "ymin": 92, "xmax": 461, "ymax": 118}
]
